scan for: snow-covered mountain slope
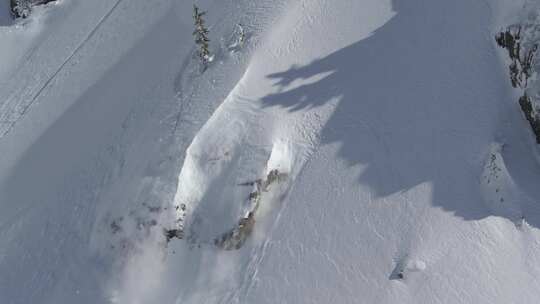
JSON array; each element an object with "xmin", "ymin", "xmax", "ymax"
[{"xmin": 2, "ymin": 0, "xmax": 540, "ymax": 303}]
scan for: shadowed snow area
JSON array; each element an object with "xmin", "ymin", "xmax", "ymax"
[
  {"xmin": 245, "ymin": 1, "xmax": 540, "ymax": 303},
  {"xmin": 261, "ymin": 0, "xmax": 509, "ymax": 222},
  {"xmin": 1, "ymin": 0, "xmax": 540, "ymax": 303}
]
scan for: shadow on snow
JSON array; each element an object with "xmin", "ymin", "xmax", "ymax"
[{"xmin": 261, "ymin": 0, "xmax": 540, "ymax": 227}]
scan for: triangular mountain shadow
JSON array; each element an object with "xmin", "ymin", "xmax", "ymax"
[{"xmin": 260, "ymin": 0, "xmax": 540, "ymax": 227}]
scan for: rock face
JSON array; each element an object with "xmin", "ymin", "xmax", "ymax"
[
  {"xmin": 214, "ymin": 170, "xmax": 287, "ymax": 250},
  {"xmin": 10, "ymin": 0, "xmax": 56, "ymax": 18},
  {"xmin": 214, "ymin": 212, "xmax": 256, "ymax": 250},
  {"xmin": 496, "ymin": 22, "xmax": 540, "ymax": 143},
  {"xmin": 519, "ymin": 94, "xmax": 540, "ymax": 143}
]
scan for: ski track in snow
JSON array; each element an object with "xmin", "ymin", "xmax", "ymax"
[{"xmin": 0, "ymin": 0, "xmax": 126, "ymax": 139}]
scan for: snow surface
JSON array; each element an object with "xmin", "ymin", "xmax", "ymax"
[{"xmin": 2, "ymin": 0, "xmax": 540, "ymax": 303}]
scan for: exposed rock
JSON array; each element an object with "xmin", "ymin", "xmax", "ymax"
[
  {"xmin": 164, "ymin": 228, "xmax": 184, "ymax": 243},
  {"xmin": 214, "ymin": 169, "xmax": 287, "ymax": 250},
  {"xmin": 10, "ymin": 0, "xmax": 57, "ymax": 19},
  {"xmin": 519, "ymin": 93, "xmax": 540, "ymax": 143}
]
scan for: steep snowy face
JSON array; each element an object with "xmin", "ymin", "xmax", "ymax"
[
  {"xmin": 166, "ymin": 0, "xmax": 540, "ymax": 303},
  {"xmin": 2, "ymin": 0, "xmax": 540, "ymax": 303}
]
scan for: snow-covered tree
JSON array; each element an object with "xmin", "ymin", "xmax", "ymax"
[
  {"xmin": 193, "ymin": 5, "xmax": 212, "ymax": 68},
  {"xmin": 227, "ymin": 23, "xmax": 246, "ymax": 52}
]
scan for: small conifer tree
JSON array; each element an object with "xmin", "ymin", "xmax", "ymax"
[{"xmin": 193, "ymin": 5, "xmax": 211, "ymax": 68}]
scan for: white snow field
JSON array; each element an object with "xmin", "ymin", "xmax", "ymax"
[{"xmin": 2, "ymin": 0, "xmax": 540, "ymax": 303}]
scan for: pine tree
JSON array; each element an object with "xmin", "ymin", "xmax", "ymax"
[{"xmin": 193, "ymin": 5, "xmax": 211, "ymax": 68}]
